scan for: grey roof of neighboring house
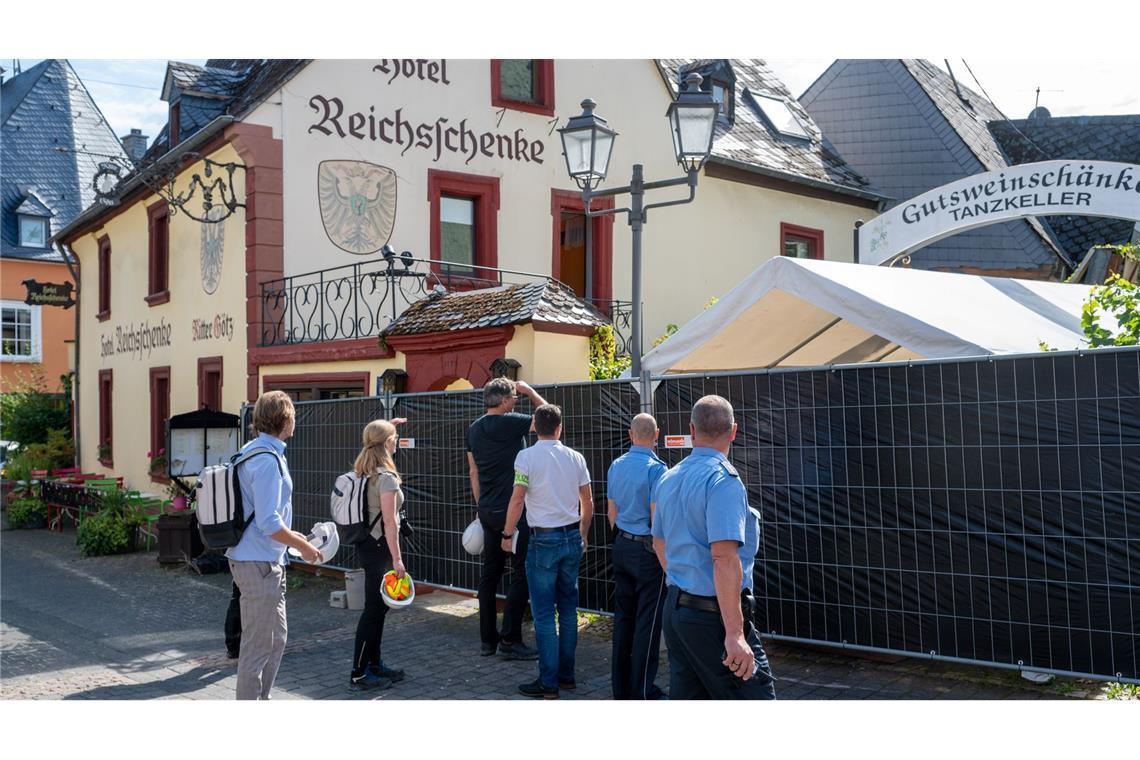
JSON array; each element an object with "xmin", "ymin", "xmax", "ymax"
[
  {"xmin": 162, "ymin": 62, "xmax": 246, "ymax": 100},
  {"xmin": 2, "ymin": 59, "xmax": 129, "ymax": 262},
  {"xmin": 801, "ymin": 59, "xmax": 1069, "ymax": 276},
  {"xmin": 656, "ymin": 59, "xmax": 881, "ymax": 200},
  {"xmin": 382, "ymin": 281, "xmax": 607, "ymax": 337},
  {"xmin": 990, "ymin": 114, "xmax": 1140, "ymax": 260}
]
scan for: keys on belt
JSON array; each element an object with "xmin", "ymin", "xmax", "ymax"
[{"xmin": 617, "ymin": 529, "xmax": 653, "ymax": 546}]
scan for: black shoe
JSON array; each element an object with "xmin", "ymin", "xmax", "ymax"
[
  {"xmin": 558, "ymin": 678, "xmax": 576, "ymax": 690},
  {"xmin": 349, "ymin": 671, "xmax": 393, "ymax": 691},
  {"xmin": 369, "ymin": 661, "xmax": 405, "ymax": 683},
  {"xmin": 480, "ymin": 642, "xmax": 498, "ymax": 657},
  {"xmin": 498, "ymin": 641, "xmax": 539, "ymax": 661},
  {"xmin": 518, "ymin": 679, "xmax": 559, "ymax": 699},
  {"xmin": 226, "ymin": 649, "xmax": 240, "ymax": 660}
]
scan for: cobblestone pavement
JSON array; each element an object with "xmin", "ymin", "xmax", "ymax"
[{"xmin": 0, "ymin": 529, "xmax": 1109, "ymax": 701}]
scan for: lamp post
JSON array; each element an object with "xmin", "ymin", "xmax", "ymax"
[{"xmin": 558, "ymin": 71, "xmax": 718, "ymax": 381}]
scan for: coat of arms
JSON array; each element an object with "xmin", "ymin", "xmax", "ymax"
[
  {"xmin": 200, "ymin": 206, "xmax": 225, "ymax": 294},
  {"xmin": 318, "ymin": 160, "xmax": 397, "ymax": 255}
]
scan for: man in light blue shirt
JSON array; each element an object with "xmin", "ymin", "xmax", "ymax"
[
  {"xmin": 651, "ymin": 395, "xmax": 775, "ymax": 700},
  {"xmin": 607, "ymin": 413, "xmax": 667, "ymax": 699},
  {"xmin": 226, "ymin": 391, "xmax": 321, "ymax": 700}
]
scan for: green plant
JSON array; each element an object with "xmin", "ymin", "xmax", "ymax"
[
  {"xmin": 148, "ymin": 447, "xmax": 168, "ymax": 474},
  {"xmin": 7, "ymin": 497, "xmax": 45, "ymax": 529},
  {"xmin": 77, "ymin": 510, "xmax": 132, "ymax": 556},
  {"xmin": 1080, "ymin": 273, "xmax": 1139, "ymax": 347},
  {"xmin": 589, "ymin": 324, "xmax": 632, "ymax": 380},
  {"xmin": 21, "ymin": 429, "xmax": 75, "ymax": 472},
  {"xmin": 651, "ymin": 323, "xmax": 678, "ymax": 348},
  {"xmin": 97, "ymin": 439, "xmax": 112, "ymax": 461},
  {"xmin": 0, "ymin": 371, "xmax": 70, "ymax": 447},
  {"xmin": 1105, "ymin": 682, "xmax": 1139, "ymax": 700},
  {"xmin": 3, "ymin": 457, "xmax": 33, "ymax": 495}
]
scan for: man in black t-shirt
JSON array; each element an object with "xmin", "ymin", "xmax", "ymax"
[{"xmin": 466, "ymin": 377, "xmax": 547, "ymax": 659}]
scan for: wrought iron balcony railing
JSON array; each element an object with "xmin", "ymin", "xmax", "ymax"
[{"xmin": 258, "ymin": 252, "xmax": 632, "ymax": 356}]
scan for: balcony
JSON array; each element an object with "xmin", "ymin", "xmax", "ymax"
[{"xmin": 258, "ymin": 252, "xmax": 631, "ymax": 354}]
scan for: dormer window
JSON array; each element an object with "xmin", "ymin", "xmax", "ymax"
[
  {"xmin": 18, "ymin": 216, "xmax": 48, "ymax": 247},
  {"xmin": 751, "ymin": 92, "xmax": 810, "ymax": 140},
  {"xmin": 680, "ymin": 61, "xmax": 736, "ymax": 126},
  {"xmin": 169, "ymin": 101, "xmax": 181, "ymax": 148},
  {"xmin": 711, "ymin": 80, "xmax": 733, "ymax": 122}
]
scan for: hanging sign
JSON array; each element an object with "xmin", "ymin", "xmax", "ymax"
[
  {"xmin": 664, "ymin": 435, "xmax": 692, "ymax": 449},
  {"xmin": 859, "ymin": 160, "xmax": 1140, "ymax": 266},
  {"xmin": 22, "ymin": 279, "xmax": 75, "ymax": 309}
]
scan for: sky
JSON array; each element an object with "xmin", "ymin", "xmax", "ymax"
[{"xmin": 6, "ymin": 57, "xmax": 1138, "ymax": 144}]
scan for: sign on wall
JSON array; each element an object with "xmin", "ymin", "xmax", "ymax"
[
  {"xmin": 318, "ymin": 160, "xmax": 398, "ymax": 254},
  {"xmin": 22, "ymin": 279, "xmax": 75, "ymax": 309},
  {"xmin": 200, "ymin": 206, "xmax": 226, "ymax": 294},
  {"xmin": 859, "ymin": 160, "xmax": 1140, "ymax": 266}
]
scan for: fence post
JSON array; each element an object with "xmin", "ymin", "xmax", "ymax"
[{"xmin": 639, "ymin": 372, "xmax": 653, "ymax": 414}]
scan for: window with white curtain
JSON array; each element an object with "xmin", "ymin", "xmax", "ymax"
[{"xmin": 1, "ymin": 301, "xmax": 41, "ymax": 362}]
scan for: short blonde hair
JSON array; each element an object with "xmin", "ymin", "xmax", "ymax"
[{"xmin": 252, "ymin": 391, "xmax": 295, "ymax": 436}]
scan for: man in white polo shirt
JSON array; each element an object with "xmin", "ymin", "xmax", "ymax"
[{"xmin": 500, "ymin": 403, "xmax": 593, "ymax": 699}]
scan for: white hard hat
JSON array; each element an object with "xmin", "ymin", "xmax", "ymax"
[
  {"xmin": 288, "ymin": 521, "xmax": 340, "ymax": 564},
  {"xmin": 381, "ymin": 570, "xmax": 415, "ymax": 609},
  {"xmin": 462, "ymin": 519, "xmax": 484, "ymax": 555}
]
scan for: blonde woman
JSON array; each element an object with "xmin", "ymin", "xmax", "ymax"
[{"xmin": 350, "ymin": 417, "xmax": 409, "ymax": 691}]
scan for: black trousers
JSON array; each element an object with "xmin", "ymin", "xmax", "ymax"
[
  {"xmin": 610, "ymin": 534, "xmax": 667, "ymax": 699},
  {"xmin": 224, "ymin": 582, "xmax": 241, "ymax": 654},
  {"xmin": 661, "ymin": 585, "xmax": 776, "ymax": 700},
  {"xmin": 351, "ymin": 538, "xmax": 393, "ymax": 677},
  {"xmin": 477, "ymin": 507, "xmax": 530, "ymax": 646}
]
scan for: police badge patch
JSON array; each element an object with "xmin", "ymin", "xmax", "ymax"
[{"xmin": 318, "ymin": 160, "xmax": 397, "ymax": 255}]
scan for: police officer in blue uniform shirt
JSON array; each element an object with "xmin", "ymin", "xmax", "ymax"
[
  {"xmin": 607, "ymin": 413, "xmax": 668, "ymax": 700},
  {"xmin": 651, "ymin": 395, "xmax": 776, "ymax": 700}
]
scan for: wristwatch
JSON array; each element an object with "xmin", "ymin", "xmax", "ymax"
[{"xmin": 501, "ymin": 530, "xmax": 514, "ymax": 540}]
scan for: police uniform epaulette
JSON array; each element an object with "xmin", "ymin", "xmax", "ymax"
[{"xmin": 717, "ymin": 460, "xmax": 740, "ymax": 478}]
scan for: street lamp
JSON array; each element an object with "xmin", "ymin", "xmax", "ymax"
[{"xmin": 558, "ymin": 71, "xmax": 717, "ymax": 381}]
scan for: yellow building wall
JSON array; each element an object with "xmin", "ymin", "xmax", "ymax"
[
  {"xmin": 72, "ymin": 145, "xmax": 248, "ymax": 492},
  {"xmin": 505, "ymin": 325, "xmax": 590, "ymax": 385}
]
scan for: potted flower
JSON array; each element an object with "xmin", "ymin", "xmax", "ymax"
[
  {"xmin": 166, "ymin": 480, "xmax": 188, "ymax": 511},
  {"xmin": 148, "ymin": 448, "xmax": 168, "ymax": 477},
  {"xmin": 97, "ymin": 439, "xmax": 112, "ymax": 465},
  {"xmin": 77, "ymin": 487, "xmax": 144, "ymax": 556}
]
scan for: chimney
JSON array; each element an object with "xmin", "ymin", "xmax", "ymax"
[{"xmin": 121, "ymin": 128, "xmax": 148, "ymax": 164}]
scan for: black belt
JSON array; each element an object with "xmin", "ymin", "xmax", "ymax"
[
  {"xmin": 617, "ymin": 530, "xmax": 652, "ymax": 545},
  {"xmin": 531, "ymin": 522, "xmax": 578, "ymax": 534},
  {"xmin": 676, "ymin": 589, "xmax": 756, "ymax": 614},
  {"xmin": 677, "ymin": 591, "xmax": 720, "ymax": 613}
]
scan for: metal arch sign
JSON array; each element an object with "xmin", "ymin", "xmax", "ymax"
[{"xmin": 858, "ymin": 160, "xmax": 1140, "ymax": 267}]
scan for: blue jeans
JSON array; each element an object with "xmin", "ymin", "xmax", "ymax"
[{"xmin": 524, "ymin": 527, "xmax": 583, "ymax": 688}]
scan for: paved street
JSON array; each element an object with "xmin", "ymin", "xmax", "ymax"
[{"xmin": 0, "ymin": 528, "xmax": 1108, "ymax": 700}]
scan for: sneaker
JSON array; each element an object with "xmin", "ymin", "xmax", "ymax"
[
  {"xmin": 349, "ymin": 671, "xmax": 393, "ymax": 691},
  {"xmin": 369, "ymin": 661, "xmax": 405, "ymax": 683},
  {"xmin": 518, "ymin": 679, "xmax": 559, "ymax": 699},
  {"xmin": 498, "ymin": 641, "xmax": 539, "ymax": 661},
  {"xmin": 480, "ymin": 642, "xmax": 498, "ymax": 657},
  {"xmin": 558, "ymin": 678, "xmax": 576, "ymax": 690}
]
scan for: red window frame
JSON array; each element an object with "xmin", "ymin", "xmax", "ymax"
[
  {"xmin": 780, "ymin": 222, "xmax": 825, "ymax": 260},
  {"xmin": 97, "ymin": 235, "xmax": 111, "ymax": 321},
  {"xmin": 549, "ymin": 189, "xmax": 615, "ymax": 306},
  {"xmin": 149, "ymin": 367, "xmax": 171, "ymax": 482},
  {"xmin": 490, "ymin": 60, "xmax": 555, "ymax": 117},
  {"xmin": 98, "ymin": 369, "xmax": 113, "ymax": 466},
  {"xmin": 262, "ymin": 372, "xmax": 370, "ymax": 401},
  {"xmin": 198, "ymin": 356, "xmax": 223, "ymax": 411},
  {"xmin": 169, "ymin": 102, "xmax": 181, "ymax": 148},
  {"xmin": 427, "ymin": 169, "xmax": 500, "ymax": 287},
  {"xmin": 146, "ymin": 200, "xmax": 170, "ymax": 305}
]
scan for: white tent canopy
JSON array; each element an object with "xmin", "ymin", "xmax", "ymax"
[{"xmin": 641, "ymin": 257, "xmax": 1095, "ymax": 375}]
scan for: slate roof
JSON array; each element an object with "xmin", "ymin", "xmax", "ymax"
[
  {"xmin": 2, "ymin": 59, "xmax": 129, "ymax": 261},
  {"xmin": 801, "ymin": 59, "xmax": 1070, "ymax": 276},
  {"xmin": 990, "ymin": 114, "xmax": 1140, "ymax": 259},
  {"xmin": 656, "ymin": 59, "xmax": 880, "ymax": 199},
  {"xmin": 382, "ymin": 281, "xmax": 608, "ymax": 337},
  {"xmin": 899, "ymin": 59, "xmax": 1068, "ymax": 267},
  {"xmin": 138, "ymin": 59, "xmax": 309, "ymax": 168}
]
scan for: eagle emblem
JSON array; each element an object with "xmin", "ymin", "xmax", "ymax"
[
  {"xmin": 200, "ymin": 205, "xmax": 225, "ymax": 294},
  {"xmin": 318, "ymin": 160, "xmax": 397, "ymax": 255}
]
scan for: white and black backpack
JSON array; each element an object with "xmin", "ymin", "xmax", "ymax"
[
  {"xmin": 330, "ymin": 471, "xmax": 382, "ymax": 545},
  {"xmin": 196, "ymin": 447, "xmax": 283, "ymax": 550}
]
